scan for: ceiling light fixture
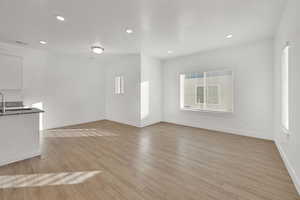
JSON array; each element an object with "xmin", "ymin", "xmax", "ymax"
[
  {"xmin": 226, "ymin": 34, "xmax": 233, "ymax": 39},
  {"xmin": 91, "ymin": 46, "xmax": 104, "ymax": 54},
  {"xmin": 56, "ymin": 15, "xmax": 65, "ymax": 21},
  {"xmin": 39, "ymin": 41, "xmax": 47, "ymax": 45},
  {"xmin": 126, "ymin": 29, "xmax": 133, "ymax": 34},
  {"xmin": 167, "ymin": 50, "xmax": 173, "ymax": 54}
]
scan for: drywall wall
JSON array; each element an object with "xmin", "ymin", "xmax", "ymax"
[
  {"xmin": 140, "ymin": 55, "xmax": 162, "ymax": 127},
  {"xmin": 0, "ymin": 43, "xmax": 161, "ymax": 129},
  {"xmin": 105, "ymin": 54, "xmax": 141, "ymax": 127},
  {"xmin": 0, "ymin": 43, "xmax": 24, "ymax": 102},
  {"xmin": 274, "ymin": 0, "xmax": 300, "ymax": 194},
  {"xmin": 105, "ymin": 54, "xmax": 162, "ymax": 127},
  {"xmin": 0, "ymin": 42, "xmax": 106, "ymax": 129},
  {"xmin": 163, "ymin": 39, "xmax": 274, "ymax": 140},
  {"xmin": 28, "ymin": 53, "xmax": 106, "ymax": 129},
  {"xmin": 0, "ymin": 53, "xmax": 22, "ymax": 90}
]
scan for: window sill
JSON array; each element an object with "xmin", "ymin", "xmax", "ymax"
[{"xmin": 180, "ymin": 108, "xmax": 233, "ymax": 114}]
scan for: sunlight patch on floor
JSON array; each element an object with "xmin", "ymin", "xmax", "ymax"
[
  {"xmin": 0, "ymin": 171, "xmax": 101, "ymax": 189},
  {"xmin": 43, "ymin": 129, "xmax": 118, "ymax": 138}
]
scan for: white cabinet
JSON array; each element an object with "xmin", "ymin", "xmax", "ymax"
[
  {"xmin": 0, "ymin": 53, "xmax": 22, "ymax": 90},
  {"xmin": 0, "ymin": 113, "xmax": 40, "ymax": 166}
]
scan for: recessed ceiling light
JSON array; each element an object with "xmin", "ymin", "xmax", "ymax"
[
  {"xmin": 126, "ymin": 29, "xmax": 133, "ymax": 34},
  {"xmin": 167, "ymin": 50, "xmax": 173, "ymax": 54},
  {"xmin": 226, "ymin": 34, "xmax": 233, "ymax": 39},
  {"xmin": 91, "ymin": 46, "xmax": 104, "ymax": 54},
  {"xmin": 56, "ymin": 15, "xmax": 65, "ymax": 21},
  {"xmin": 39, "ymin": 41, "xmax": 47, "ymax": 45}
]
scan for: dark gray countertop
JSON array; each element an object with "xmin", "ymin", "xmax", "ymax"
[{"xmin": 0, "ymin": 108, "xmax": 44, "ymax": 117}]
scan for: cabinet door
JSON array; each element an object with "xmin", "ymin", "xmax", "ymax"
[{"xmin": 0, "ymin": 53, "xmax": 22, "ymax": 90}]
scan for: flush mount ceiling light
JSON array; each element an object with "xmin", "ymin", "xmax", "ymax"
[
  {"xmin": 126, "ymin": 29, "xmax": 133, "ymax": 34},
  {"xmin": 226, "ymin": 34, "xmax": 233, "ymax": 39},
  {"xmin": 91, "ymin": 46, "xmax": 104, "ymax": 54},
  {"xmin": 167, "ymin": 50, "xmax": 173, "ymax": 54},
  {"xmin": 39, "ymin": 40, "xmax": 47, "ymax": 45},
  {"xmin": 56, "ymin": 15, "xmax": 65, "ymax": 21}
]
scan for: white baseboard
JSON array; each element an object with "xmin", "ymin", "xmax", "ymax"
[
  {"xmin": 47, "ymin": 118, "xmax": 105, "ymax": 130},
  {"xmin": 105, "ymin": 118, "xmax": 141, "ymax": 128},
  {"xmin": 163, "ymin": 119, "xmax": 272, "ymax": 140},
  {"xmin": 105, "ymin": 119, "xmax": 162, "ymax": 128},
  {"xmin": 0, "ymin": 151, "xmax": 41, "ymax": 167},
  {"xmin": 275, "ymin": 140, "xmax": 300, "ymax": 195},
  {"xmin": 103, "ymin": 118, "xmax": 272, "ymax": 140},
  {"xmin": 140, "ymin": 120, "xmax": 162, "ymax": 128}
]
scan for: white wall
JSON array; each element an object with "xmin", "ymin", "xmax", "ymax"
[
  {"xmin": 26, "ymin": 53, "xmax": 106, "ymax": 129},
  {"xmin": 105, "ymin": 54, "xmax": 141, "ymax": 127},
  {"xmin": 274, "ymin": 0, "xmax": 300, "ymax": 194},
  {"xmin": 0, "ymin": 43, "xmax": 162, "ymax": 129},
  {"xmin": 0, "ymin": 42, "xmax": 106, "ymax": 129},
  {"xmin": 104, "ymin": 54, "xmax": 163, "ymax": 127},
  {"xmin": 0, "ymin": 43, "xmax": 25, "ymax": 102},
  {"xmin": 140, "ymin": 55, "xmax": 162, "ymax": 127},
  {"xmin": 163, "ymin": 40, "xmax": 274, "ymax": 140}
]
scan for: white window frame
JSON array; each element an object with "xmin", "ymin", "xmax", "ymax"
[
  {"xmin": 195, "ymin": 85, "xmax": 205, "ymax": 105},
  {"xmin": 179, "ymin": 70, "xmax": 233, "ymax": 113},
  {"xmin": 206, "ymin": 84, "xmax": 221, "ymax": 105},
  {"xmin": 281, "ymin": 43, "xmax": 290, "ymax": 134},
  {"xmin": 115, "ymin": 76, "xmax": 124, "ymax": 95},
  {"xmin": 195, "ymin": 84, "xmax": 221, "ymax": 105}
]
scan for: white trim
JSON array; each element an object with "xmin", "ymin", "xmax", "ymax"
[
  {"xmin": 207, "ymin": 84, "xmax": 221, "ymax": 105},
  {"xmin": 281, "ymin": 44, "xmax": 290, "ymax": 133},
  {"xmin": 120, "ymin": 76, "xmax": 124, "ymax": 94},
  {"xmin": 114, "ymin": 75, "xmax": 124, "ymax": 95},
  {"xmin": 140, "ymin": 120, "xmax": 162, "ymax": 128},
  {"xmin": 275, "ymin": 139, "xmax": 300, "ymax": 195},
  {"xmin": 180, "ymin": 108, "xmax": 233, "ymax": 113},
  {"xmin": 179, "ymin": 74, "xmax": 185, "ymax": 109},
  {"xmin": 281, "ymin": 126, "xmax": 291, "ymax": 136},
  {"xmin": 0, "ymin": 151, "xmax": 41, "ymax": 167},
  {"xmin": 195, "ymin": 85, "xmax": 205, "ymax": 104},
  {"xmin": 163, "ymin": 119, "xmax": 272, "ymax": 140},
  {"xmin": 46, "ymin": 118, "xmax": 106, "ymax": 130},
  {"xmin": 195, "ymin": 84, "xmax": 221, "ymax": 105},
  {"xmin": 115, "ymin": 76, "xmax": 120, "ymax": 94},
  {"xmin": 105, "ymin": 117, "xmax": 141, "ymax": 128},
  {"xmin": 203, "ymin": 72, "xmax": 207, "ymax": 109},
  {"xmin": 181, "ymin": 70, "xmax": 232, "ymax": 112}
]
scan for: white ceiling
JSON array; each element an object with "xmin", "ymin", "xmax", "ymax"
[{"xmin": 0, "ymin": 0, "xmax": 286, "ymax": 58}]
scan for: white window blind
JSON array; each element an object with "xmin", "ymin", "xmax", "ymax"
[
  {"xmin": 180, "ymin": 70, "xmax": 233, "ymax": 112},
  {"xmin": 281, "ymin": 45, "xmax": 289, "ymax": 133}
]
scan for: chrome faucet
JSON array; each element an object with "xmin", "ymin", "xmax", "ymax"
[{"xmin": 0, "ymin": 92, "xmax": 5, "ymax": 113}]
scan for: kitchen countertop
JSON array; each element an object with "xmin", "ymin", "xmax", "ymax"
[{"xmin": 0, "ymin": 108, "xmax": 44, "ymax": 117}]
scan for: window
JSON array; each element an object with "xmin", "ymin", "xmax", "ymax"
[
  {"xmin": 115, "ymin": 76, "xmax": 124, "ymax": 94},
  {"xmin": 281, "ymin": 44, "xmax": 289, "ymax": 133},
  {"xmin": 180, "ymin": 70, "xmax": 233, "ymax": 112},
  {"xmin": 207, "ymin": 85, "xmax": 220, "ymax": 104},
  {"xmin": 195, "ymin": 86, "xmax": 204, "ymax": 104},
  {"xmin": 195, "ymin": 85, "xmax": 219, "ymax": 105}
]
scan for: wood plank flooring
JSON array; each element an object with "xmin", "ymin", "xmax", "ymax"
[{"xmin": 0, "ymin": 120, "xmax": 299, "ymax": 200}]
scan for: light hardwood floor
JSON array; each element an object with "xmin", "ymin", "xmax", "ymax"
[{"xmin": 0, "ymin": 120, "xmax": 299, "ymax": 200}]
